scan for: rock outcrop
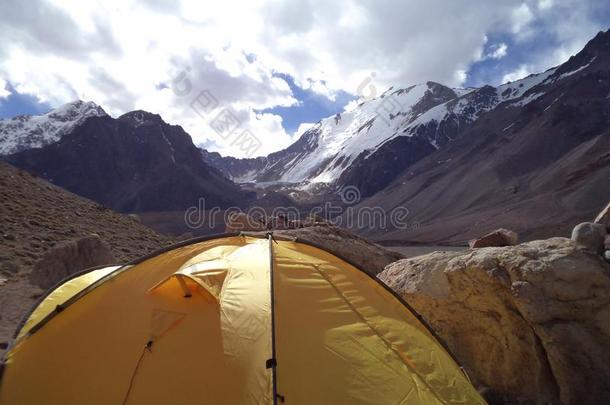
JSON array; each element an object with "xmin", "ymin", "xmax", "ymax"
[
  {"xmin": 29, "ymin": 235, "xmax": 116, "ymax": 289},
  {"xmin": 571, "ymin": 222, "xmax": 606, "ymax": 253},
  {"xmin": 224, "ymin": 212, "xmax": 403, "ymax": 275},
  {"xmin": 379, "ymin": 238, "xmax": 610, "ymax": 404},
  {"xmin": 273, "ymin": 225, "xmax": 404, "ymax": 275},
  {"xmin": 469, "ymin": 228, "xmax": 518, "ymax": 248}
]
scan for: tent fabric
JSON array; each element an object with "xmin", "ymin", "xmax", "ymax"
[
  {"xmin": 0, "ymin": 234, "xmax": 485, "ymax": 405},
  {"xmin": 16, "ymin": 265, "xmax": 122, "ymax": 340}
]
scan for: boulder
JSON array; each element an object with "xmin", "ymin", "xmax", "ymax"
[
  {"xmin": 594, "ymin": 201, "xmax": 610, "ymax": 229},
  {"xmin": 262, "ymin": 225, "xmax": 402, "ymax": 276},
  {"xmin": 469, "ymin": 228, "xmax": 518, "ymax": 248},
  {"xmin": 571, "ymin": 222, "xmax": 606, "ymax": 253},
  {"xmin": 127, "ymin": 213, "xmax": 141, "ymax": 223},
  {"xmin": 30, "ymin": 235, "xmax": 116, "ymax": 289},
  {"xmin": 379, "ymin": 238, "xmax": 610, "ymax": 405},
  {"xmin": 225, "ymin": 213, "xmax": 402, "ymax": 275}
]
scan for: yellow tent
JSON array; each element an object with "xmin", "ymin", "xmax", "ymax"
[{"xmin": 0, "ymin": 233, "xmax": 485, "ymax": 404}]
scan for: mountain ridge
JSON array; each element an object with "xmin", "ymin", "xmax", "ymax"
[
  {"xmin": 4, "ymin": 111, "xmax": 253, "ymax": 212},
  {"xmin": 201, "ymin": 52, "xmax": 579, "ymax": 199},
  {"xmin": 350, "ymin": 29, "xmax": 610, "ymax": 242}
]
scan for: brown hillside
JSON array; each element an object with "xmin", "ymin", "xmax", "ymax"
[{"xmin": 0, "ymin": 162, "xmax": 171, "ymax": 352}]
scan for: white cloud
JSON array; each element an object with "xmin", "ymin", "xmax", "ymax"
[
  {"xmin": 343, "ymin": 99, "xmax": 362, "ymax": 113},
  {"xmin": 453, "ymin": 69, "xmax": 468, "ymax": 85},
  {"xmin": 498, "ymin": 0, "xmax": 607, "ymax": 85},
  {"xmin": 487, "ymin": 43, "xmax": 509, "ymax": 60},
  {"xmin": 294, "ymin": 122, "xmax": 315, "ymax": 137},
  {"xmin": 502, "ymin": 65, "xmax": 532, "ymax": 83},
  {"xmin": 0, "ymin": 78, "xmax": 10, "ymax": 98},
  {"xmin": 0, "ymin": 0, "xmax": 606, "ymax": 156},
  {"xmin": 511, "ymin": 3, "xmax": 535, "ymax": 38},
  {"xmin": 538, "ymin": 0, "xmax": 554, "ymax": 10}
]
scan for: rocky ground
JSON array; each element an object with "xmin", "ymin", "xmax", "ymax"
[{"xmin": 0, "ymin": 163, "xmax": 172, "ymax": 353}]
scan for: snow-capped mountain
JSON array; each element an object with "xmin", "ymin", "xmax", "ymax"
[
  {"xmin": 351, "ymin": 29, "xmax": 610, "ymax": 243},
  {"xmin": 4, "ymin": 107, "xmax": 253, "ymax": 213},
  {"xmin": 202, "ymin": 81, "xmax": 458, "ymax": 186},
  {"xmin": 203, "ymin": 77, "xmax": 531, "ymax": 190},
  {"xmin": 203, "ymin": 36, "xmax": 602, "ymax": 198},
  {"xmin": 0, "ymin": 100, "xmax": 107, "ymax": 155}
]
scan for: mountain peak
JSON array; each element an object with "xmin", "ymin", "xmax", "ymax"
[
  {"xmin": 48, "ymin": 100, "xmax": 107, "ymax": 121},
  {"xmin": 586, "ymin": 29, "xmax": 610, "ymax": 51},
  {"xmin": 118, "ymin": 110, "xmax": 165, "ymax": 127},
  {"xmin": 551, "ymin": 28, "xmax": 609, "ymax": 79},
  {"xmin": 0, "ymin": 100, "xmax": 107, "ymax": 155}
]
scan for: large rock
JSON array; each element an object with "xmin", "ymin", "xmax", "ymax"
[
  {"xmin": 253, "ymin": 225, "xmax": 403, "ymax": 275},
  {"xmin": 469, "ymin": 228, "xmax": 518, "ymax": 248},
  {"xmin": 225, "ymin": 213, "xmax": 402, "ymax": 275},
  {"xmin": 379, "ymin": 238, "xmax": 610, "ymax": 404},
  {"xmin": 571, "ymin": 222, "xmax": 606, "ymax": 253},
  {"xmin": 595, "ymin": 201, "xmax": 610, "ymax": 229},
  {"xmin": 30, "ymin": 235, "xmax": 116, "ymax": 289}
]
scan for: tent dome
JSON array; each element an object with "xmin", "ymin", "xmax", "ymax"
[{"xmin": 0, "ymin": 233, "xmax": 485, "ymax": 404}]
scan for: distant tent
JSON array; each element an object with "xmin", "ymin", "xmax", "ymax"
[{"xmin": 0, "ymin": 233, "xmax": 485, "ymax": 404}]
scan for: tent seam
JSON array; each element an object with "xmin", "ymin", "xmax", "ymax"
[{"xmin": 310, "ymin": 263, "xmax": 449, "ymax": 405}]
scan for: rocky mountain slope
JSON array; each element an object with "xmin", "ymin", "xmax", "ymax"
[
  {"xmin": 353, "ymin": 30, "xmax": 610, "ymax": 243},
  {"xmin": 203, "ymin": 30, "xmax": 610, "ymax": 244},
  {"xmin": 203, "ymin": 81, "xmax": 461, "ymax": 196},
  {"xmin": 4, "ymin": 109, "xmax": 253, "ymax": 212},
  {"xmin": 0, "ymin": 162, "xmax": 171, "ymax": 352}
]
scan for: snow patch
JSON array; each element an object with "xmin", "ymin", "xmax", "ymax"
[
  {"xmin": 556, "ymin": 57, "xmax": 596, "ymax": 81},
  {"xmin": 498, "ymin": 67, "xmax": 556, "ymax": 101},
  {"xmin": 278, "ymin": 83, "xmax": 432, "ymax": 183},
  {"xmin": 544, "ymin": 94, "xmax": 563, "ymax": 111},
  {"xmin": 510, "ymin": 91, "xmax": 545, "ymax": 107}
]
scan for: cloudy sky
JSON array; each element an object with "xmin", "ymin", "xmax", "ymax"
[{"xmin": 0, "ymin": 0, "xmax": 609, "ymax": 157}]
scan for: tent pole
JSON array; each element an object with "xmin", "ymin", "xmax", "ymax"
[{"xmin": 267, "ymin": 233, "xmax": 279, "ymax": 405}]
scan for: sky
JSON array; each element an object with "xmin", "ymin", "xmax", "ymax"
[{"xmin": 0, "ymin": 0, "xmax": 609, "ymax": 157}]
